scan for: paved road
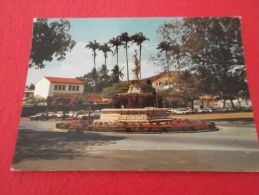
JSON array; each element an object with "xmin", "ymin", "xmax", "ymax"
[{"xmin": 12, "ymin": 119, "xmax": 259, "ymax": 171}]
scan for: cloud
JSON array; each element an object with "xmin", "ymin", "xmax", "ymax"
[{"xmin": 26, "ymin": 42, "xmax": 159, "ymax": 85}]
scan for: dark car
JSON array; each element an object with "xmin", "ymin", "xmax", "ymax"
[{"xmin": 29, "ymin": 113, "xmax": 49, "ymax": 121}]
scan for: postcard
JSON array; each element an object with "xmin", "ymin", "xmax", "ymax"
[{"xmin": 11, "ymin": 17, "xmax": 258, "ymax": 171}]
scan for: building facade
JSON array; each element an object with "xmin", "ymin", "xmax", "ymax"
[{"xmin": 34, "ymin": 77, "xmax": 84, "ymax": 98}]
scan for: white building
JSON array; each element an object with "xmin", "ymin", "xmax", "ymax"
[{"xmin": 34, "ymin": 77, "xmax": 84, "ymax": 98}]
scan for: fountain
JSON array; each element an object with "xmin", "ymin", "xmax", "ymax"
[{"xmin": 95, "ymin": 50, "xmax": 172, "ymax": 123}]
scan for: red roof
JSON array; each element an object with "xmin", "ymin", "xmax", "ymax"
[{"xmin": 44, "ymin": 77, "xmax": 84, "ymax": 84}]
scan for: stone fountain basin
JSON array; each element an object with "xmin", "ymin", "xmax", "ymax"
[{"xmin": 95, "ymin": 108, "xmax": 172, "ymax": 123}]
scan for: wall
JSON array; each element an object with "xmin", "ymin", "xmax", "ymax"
[
  {"xmin": 49, "ymin": 83, "xmax": 84, "ymax": 96},
  {"xmin": 34, "ymin": 78, "xmax": 50, "ymax": 98}
]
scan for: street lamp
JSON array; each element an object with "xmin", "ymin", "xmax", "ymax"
[{"xmin": 156, "ymin": 89, "xmax": 158, "ymax": 108}]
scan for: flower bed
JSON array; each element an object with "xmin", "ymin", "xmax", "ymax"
[{"xmin": 55, "ymin": 119, "xmax": 218, "ymax": 133}]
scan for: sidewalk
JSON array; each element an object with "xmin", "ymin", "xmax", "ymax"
[{"xmin": 171, "ymin": 112, "xmax": 254, "ymax": 120}]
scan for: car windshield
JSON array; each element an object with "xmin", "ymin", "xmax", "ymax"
[{"xmin": 35, "ymin": 113, "xmax": 42, "ymax": 116}]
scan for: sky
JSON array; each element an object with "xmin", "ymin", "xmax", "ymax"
[{"xmin": 26, "ymin": 18, "xmax": 181, "ymax": 85}]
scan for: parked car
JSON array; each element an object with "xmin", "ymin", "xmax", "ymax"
[
  {"xmin": 54, "ymin": 111, "xmax": 69, "ymax": 118},
  {"xmin": 185, "ymin": 109, "xmax": 195, "ymax": 114},
  {"xmin": 196, "ymin": 109, "xmax": 205, "ymax": 114},
  {"xmin": 204, "ymin": 108, "xmax": 213, "ymax": 113},
  {"xmin": 47, "ymin": 112, "xmax": 55, "ymax": 118},
  {"xmin": 29, "ymin": 113, "xmax": 49, "ymax": 121},
  {"xmin": 72, "ymin": 110, "xmax": 86, "ymax": 120},
  {"xmin": 174, "ymin": 110, "xmax": 186, "ymax": 115},
  {"xmin": 67, "ymin": 111, "xmax": 75, "ymax": 118}
]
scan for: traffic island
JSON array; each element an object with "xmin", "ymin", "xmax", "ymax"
[{"xmin": 51, "ymin": 119, "xmax": 219, "ymax": 134}]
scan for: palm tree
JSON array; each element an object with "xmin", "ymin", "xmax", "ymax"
[
  {"xmin": 111, "ymin": 65, "xmax": 124, "ymax": 83},
  {"xmin": 118, "ymin": 32, "xmax": 131, "ymax": 82},
  {"xmin": 86, "ymin": 40, "xmax": 100, "ymax": 69},
  {"xmin": 131, "ymin": 32, "xmax": 149, "ymax": 79},
  {"xmin": 157, "ymin": 41, "xmax": 172, "ymax": 87},
  {"xmin": 108, "ymin": 36, "xmax": 124, "ymax": 69},
  {"xmin": 90, "ymin": 67, "xmax": 98, "ymax": 93},
  {"xmin": 98, "ymin": 64, "xmax": 110, "ymax": 89},
  {"xmin": 86, "ymin": 40, "xmax": 100, "ymax": 93},
  {"xmin": 98, "ymin": 43, "xmax": 113, "ymax": 68}
]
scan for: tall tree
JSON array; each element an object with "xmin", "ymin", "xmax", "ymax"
[
  {"xmin": 86, "ymin": 40, "xmax": 100, "ymax": 93},
  {"xmin": 86, "ymin": 40, "xmax": 100, "ymax": 69},
  {"xmin": 131, "ymin": 32, "xmax": 149, "ymax": 79},
  {"xmin": 156, "ymin": 41, "xmax": 172, "ymax": 87},
  {"xmin": 98, "ymin": 43, "xmax": 113, "ymax": 67},
  {"xmin": 153, "ymin": 17, "xmax": 247, "ymax": 100},
  {"xmin": 119, "ymin": 32, "xmax": 131, "ymax": 82},
  {"xmin": 183, "ymin": 17, "xmax": 247, "ymax": 105},
  {"xmin": 29, "ymin": 19, "xmax": 76, "ymax": 69},
  {"xmin": 108, "ymin": 36, "xmax": 124, "ymax": 69}
]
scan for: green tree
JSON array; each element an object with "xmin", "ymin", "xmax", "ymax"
[
  {"xmin": 111, "ymin": 65, "xmax": 124, "ymax": 83},
  {"xmin": 86, "ymin": 40, "xmax": 100, "ymax": 93},
  {"xmin": 131, "ymin": 32, "xmax": 149, "ymax": 79},
  {"xmin": 98, "ymin": 64, "xmax": 112, "ymax": 90},
  {"xmin": 29, "ymin": 19, "xmax": 76, "ymax": 69},
  {"xmin": 101, "ymin": 82, "xmax": 130, "ymax": 108},
  {"xmin": 86, "ymin": 40, "xmax": 100, "ymax": 69},
  {"xmin": 154, "ymin": 17, "xmax": 247, "ymax": 103},
  {"xmin": 108, "ymin": 36, "xmax": 124, "ymax": 69},
  {"xmin": 178, "ymin": 71, "xmax": 201, "ymax": 110},
  {"xmin": 119, "ymin": 32, "xmax": 131, "ymax": 82},
  {"xmin": 101, "ymin": 82, "xmax": 129, "ymax": 99},
  {"xmin": 98, "ymin": 43, "xmax": 113, "ymax": 68}
]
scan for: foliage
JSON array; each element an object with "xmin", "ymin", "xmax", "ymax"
[
  {"xmin": 111, "ymin": 64, "xmax": 124, "ymax": 83},
  {"xmin": 76, "ymin": 66, "xmax": 113, "ymax": 93},
  {"xmin": 108, "ymin": 36, "xmax": 124, "ymax": 68},
  {"xmin": 101, "ymin": 82, "xmax": 130, "ymax": 99},
  {"xmin": 98, "ymin": 43, "xmax": 113, "ymax": 65},
  {"xmin": 140, "ymin": 82, "xmax": 156, "ymax": 95},
  {"xmin": 152, "ymin": 17, "xmax": 248, "ymax": 104},
  {"xmin": 29, "ymin": 19, "xmax": 76, "ymax": 69},
  {"xmin": 23, "ymin": 95, "xmax": 46, "ymax": 105},
  {"xmin": 52, "ymin": 94, "xmax": 80, "ymax": 106},
  {"xmin": 88, "ymin": 93, "xmax": 102, "ymax": 103}
]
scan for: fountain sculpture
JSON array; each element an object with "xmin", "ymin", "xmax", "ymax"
[{"xmin": 95, "ymin": 50, "xmax": 172, "ymax": 123}]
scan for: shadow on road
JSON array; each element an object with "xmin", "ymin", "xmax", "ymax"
[{"xmin": 12, "ymin": 129, "xmax": 126, "ymax": 164}]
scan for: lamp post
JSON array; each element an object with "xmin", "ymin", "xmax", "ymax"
[{"xmin": 156, "ymin": 89, "xmax": 158, "ymax": 108}]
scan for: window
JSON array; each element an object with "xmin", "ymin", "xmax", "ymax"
[
  {"xmin": 69, "ymin": 85, "xmax": 72, "ymax": 90},
  {"xmin": 54, "ymin": 85, "xmax": 58, "ymax": 90},
  {"xmin": 76, "ymin": 86, "xmax": 79, "ymax": 91},
  {"xmin": 62, "ymin": 85, "xmax": 65, "ymax": 90},
  {"xmin": 72, "ymin": 86, "xmax": 75, "ymax": 91},
  {"xmin": 58, "ymin": 85, "xmax": 62, "ymax": 90}
]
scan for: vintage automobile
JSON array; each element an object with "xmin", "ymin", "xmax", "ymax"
[{"xmin": 29, "ymin": 113, "xmax": 49, "ymax": 121}]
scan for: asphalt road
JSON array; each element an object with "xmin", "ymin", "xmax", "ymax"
[{"xmin": 11, "ymin": 119, "xmax": 259, "ymax": 171}]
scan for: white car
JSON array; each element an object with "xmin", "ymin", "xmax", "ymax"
[
  {"xmin": 54, "ymin": 111, "xmax": 69, "ymax": 118},
  {"xmin": 54, "ymin": 111, "xmax": 64, "ymax": 118},
  {"xmin": 204, "ymin": 108, "xmax": 213, "ymax": 113},
  {"xmin": 174, "ymin": 110, "xmax": 186, "ymax": 115}
]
